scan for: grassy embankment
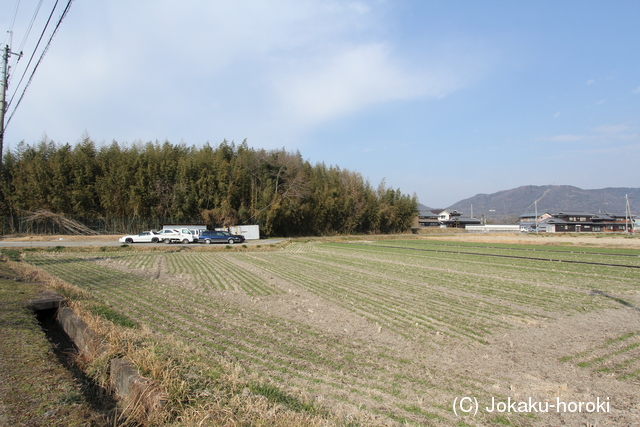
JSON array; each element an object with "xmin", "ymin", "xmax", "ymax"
[{"xmin": 0, "ymin": 253, "xmax": 111, "ymax": 426}]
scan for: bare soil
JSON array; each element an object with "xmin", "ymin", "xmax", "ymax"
[
  {"xmin": 422, "ymin": 231, "xmax": 640, "ymax": 248},
  {"xmin": 13, "ymin": 233, "xmax": 640, "ymax": 426},
  {"xmin": 89, "ymin": 234, "xmax": 640, "ymax": 425},
  {"xmin": 3, "ymin": 231, "xmax": 639, "ymax": 248}
]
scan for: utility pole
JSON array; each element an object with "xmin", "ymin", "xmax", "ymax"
[
  {"xmin": 1, "ymin": 0, "xmax": 74, "ymax": 173},
  {"xmin": 625, "ymin": 194, "xmax": 634, "ymax": 234},
  {"xmin": 1, "ymin": 44, "xmax": 19, "ymax": 174},
  {"xmin": 1, "ymin": 43, "xmax": 22, "ymax": 174},
  {"xmin": 0, "ymin": 44, "xmax": 10, "ymax": 174}
]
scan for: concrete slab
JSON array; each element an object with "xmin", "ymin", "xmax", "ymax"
[
  {"xmin": 28, "ymin": 290, "xmax": 67, "ymax": 311},
  {"xmin": 57, "ymin": 306, "xmax": 106, "ymax": 356},
  {"xmin": 110, "ymin": 358, "xmax": 167, "ymax": 422}
]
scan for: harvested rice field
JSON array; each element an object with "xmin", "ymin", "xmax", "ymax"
[{"xmin": 22, "ymin": 235, "xmax": 640, "ymax": 426}]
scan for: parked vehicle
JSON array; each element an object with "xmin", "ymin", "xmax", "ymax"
[
  {"xmin": 156, "ymin": 228, "xmax": 196, "ymax": 244},
  {"xmin": 119, "ymin": 231, "xmax": 160, "ymax": 243},
  {"xmin": 198, "ymin": 230, "xmax": 245, "ymax": 244}
]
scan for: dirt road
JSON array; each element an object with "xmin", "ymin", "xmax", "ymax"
[{"xmin": 0, "ymin": 235, "xmax": 281, "ymax": 247}]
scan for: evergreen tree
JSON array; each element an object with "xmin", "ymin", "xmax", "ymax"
[{"xmin": 0, "ymin": 138, "xmax": 417, "ymax": 236}]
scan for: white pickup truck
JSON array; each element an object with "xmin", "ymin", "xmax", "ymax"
[{"xmin": 156, "ymin": 228, "xmax": 196, "ymax": 244}]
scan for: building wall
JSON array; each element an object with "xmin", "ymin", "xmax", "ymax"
[{"xmin": 467, "ymin": 225, "xmax": 520, "ymax": 233}]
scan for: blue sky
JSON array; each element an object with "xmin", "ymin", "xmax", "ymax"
[{"xmin": 2, "ymin": 0, "xmax": 639, "ymax": 208}]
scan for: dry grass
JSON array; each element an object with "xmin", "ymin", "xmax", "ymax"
[
  {"xmin": 22, "ymin": 210, "xmax": 100, "ymax": 235},
  {"xmin": 0, "ymin": 260, "xmax": 112, "ymax": 426},
  {"xmin": 11, "ymin": 235, "xmax": 640, "ymax": 426},
  {"xmin": 2, "ymin": 234, "xmax": 121, "ymax": 242},
  {"xmin": 11, "ymin": 260, "xmax": 355, "ymax": 427}
]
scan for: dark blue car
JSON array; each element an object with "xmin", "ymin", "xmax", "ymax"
[{"xmin": 199, "ymin": 230, "xmax": 245, "ymax": 244}]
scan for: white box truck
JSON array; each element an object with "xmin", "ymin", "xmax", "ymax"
[{"xmin": 157, "ymin": 228, "xmax": 196, "ymax": 244}]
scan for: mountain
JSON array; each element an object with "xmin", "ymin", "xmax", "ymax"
[{"xmin": 446, "ymin": 185, "xmax": 639, "ymax": 223}]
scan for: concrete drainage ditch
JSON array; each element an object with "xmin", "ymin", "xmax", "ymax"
[{"xmin": 28, "ymin": 290, "xmax": 167, "ymax": 424}]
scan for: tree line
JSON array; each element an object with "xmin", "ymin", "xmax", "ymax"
[{"xmin": 0, "ymin": 138, "xmax": 417, "ymax": 236}]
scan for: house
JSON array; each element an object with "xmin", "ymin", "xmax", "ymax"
[
  {"xmin": 519, "ymin": 211, "xmax": 553, "ymax": 232},
  {"xmin": 416, "ymin": 210, "xmax": 441, "ymax": 228},
  {"xmin": 592, "ymin": 213, "xmax": 634, "ymax": 232},
  {"xmin": 545, "ymin": 211, "xmax": 596, "ymax": 232},
  {"xmin": 416, "ymin": 209, "xmax": 481, "ymax": 229},
  {"xmin": 521, "ymin": 211, "xmax": 635, "ymax": 233},
  {"xmin": 519, "ymin": 212, "xmax": 552, "ymax": 223},
  {"xmin": 442, "ymin": 215, "xmax": 481, "ymax": 229}
]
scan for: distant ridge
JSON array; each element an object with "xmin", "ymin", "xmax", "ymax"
[{"xmin": 444, "ymin": 185, "xmax": 639, "ymax": 223}]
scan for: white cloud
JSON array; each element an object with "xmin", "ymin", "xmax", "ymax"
[
  {"xmin": 542, "ymin": 124, "xmax": 638, "ymax": 151},
  {"xmin": 560, "ymin": 142, "xmax": 640, "ymax": 158},
  {"xmin": 547, "ymin": 134, "xmax": 585, "ymax": 142},
  {"xmin": 5, "ymin": 0, "xmax": 493, "ymax": 148},
  {"xmin": 586, "ymin": 79, "xmax": 595, "ymax": 85},
  {"xmin": 274, "ymin": 42, "xmax": 453, "ymax": 126},
  {"xmin": 6, "ymin": 0, "xmax": 383, "ymax": 144},
  {"xmin": 346, "ymin": 1, "xmax": 372, "ymax": 15},
  {"xmin": 594, "ymin": 124, "xmax": 631, "ymax": 134},
  {"xmin": 270, "ymin": 40, "xmax": 488, "ymax": 138},
  {"xmin": 633, "ymin": 86, "xmax": 640, "ymax": 94}
]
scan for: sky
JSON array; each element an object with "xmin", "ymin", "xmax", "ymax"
[{"xmin": 2, "ymin": 0, "xmax": 639, "ymax": 208}]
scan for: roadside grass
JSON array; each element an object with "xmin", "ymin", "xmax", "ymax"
[
  {"xmin": 10, "ymin": 259, "xmax": 363, "ymax": 427},
  {"xmin": 0, "ymin": 248, "xmax": 22, "ymax": 262},
  {"xmin": 0, "ymin": 259, "xmax": 110, "ymax": 426},
  {"xmin": 88, "ymin": 303, "xmax": 139, "ymax": 328}
]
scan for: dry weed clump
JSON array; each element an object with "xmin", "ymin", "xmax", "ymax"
[{"xmin": 23, "ymin": 209, "xmax": 100, "ymax": 235}]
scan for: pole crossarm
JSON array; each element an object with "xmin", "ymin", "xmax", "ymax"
[{"xmin": 1, "ymin": 44, "xmax": 25, "ymax": 173}]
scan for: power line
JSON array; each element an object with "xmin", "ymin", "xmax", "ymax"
[
  {"xmin": 16, "ymin": 0, "xmax": 46, "ymax": 62},
  {"xmin": 7, "ymin": 0, "xmax": 60, "ymax": 110},
  {"xmin": 5, "ymin": 0, "xmax": 73, "ymax": 129},
  {"xmin": 1, "ymin": 0, "xmax": 73, "ymax": 173},
  {"xmin": 10, "ymin": 0, "xmax": 22, "ymax": 29},
  {"xmin": 3, "ymin": 0, "xmax": 47, "ymax": 75},
  {"xmin": 4, "ymin": 0, "xmax": 22, "ymax": 46}
]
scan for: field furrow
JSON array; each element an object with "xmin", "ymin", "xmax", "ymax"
[
  {"xmin": 22, "ymin": 237, "xmax": 640, "ymax": 426},
  {"xmin": 26, "ymin": 252, "xmax": 493, "ymax": 424}
]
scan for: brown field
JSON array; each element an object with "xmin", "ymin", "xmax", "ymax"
[{"xmin": 12, "ymin": 233, "xmax": 640, "ymax": 426}]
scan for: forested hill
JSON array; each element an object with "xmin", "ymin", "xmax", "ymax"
[
  {"xmin": 0, "ymin": 139, "xmax": 417, "ymax": 237},
  {"xmin": 447, "ymin": 185, "xmax": 639, "ymax": 222}
]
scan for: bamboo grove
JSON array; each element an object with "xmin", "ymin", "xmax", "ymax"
[{"xmin": 0, "ymin": 138, "xmax": 417, "ymax": 236}]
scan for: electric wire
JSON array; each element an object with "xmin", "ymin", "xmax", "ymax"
[
  {"xmin": 8, "ymin": 0, "xmax": 45, "ymax": 83},
  {"xmin": 6, "ymin": 0, "xmax": 74, "ymax": 128},
  {"xmin": 6, "ymin": 0, "xmax": 60, "ymax": 110},
  {"xmin": 4, "ymin": 0, "xmax": 21, "ymax": 46},
  {"xmin": 18, "ymin": 0, "xmax": 45, "ymax": 58}
]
